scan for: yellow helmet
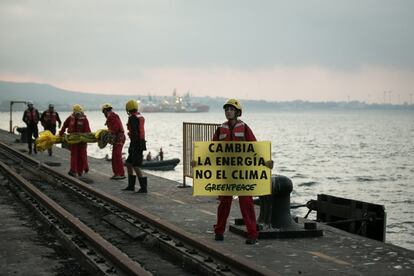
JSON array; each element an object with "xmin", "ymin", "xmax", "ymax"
[
  {"xmin": 223, "ymin": 98, "xmax": 242, "ymax": 116},
  {"xmin": 125, "ymin": 99, "xmax": 139, "ymax": 113},
  {"xmin": 101, "ymin": 103, "xmax": 112, "ymax": 112},
  {"xmin": 72, "ymin": 104, "xmax": 83, "ymax": 113}
]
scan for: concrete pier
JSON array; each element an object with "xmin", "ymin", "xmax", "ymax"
[{"xmin": 1, "ymin": 129, "xmax": 413, "ymax": 275}]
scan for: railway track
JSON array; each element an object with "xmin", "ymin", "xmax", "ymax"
[{"xmin": 0, "ymin": 141, "xmax": 274, "ymax": 276}]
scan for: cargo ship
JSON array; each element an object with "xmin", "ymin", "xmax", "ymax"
[{"xmin": 140, "ymin": 91, "xmax": 209, "ymax": 113}]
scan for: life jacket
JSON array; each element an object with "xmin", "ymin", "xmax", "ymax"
[
  {"xmin": 106, "ymin": 111, "xmax": 124, "ymax": 133},
  {"xmin": 67, "ymin": 115, "xmax": 88, "ymax": 133},
  {"xmin": 216, "ymin": 120, "xmax": 246, "ymax": 141},
  {"xmin": 24, "ymin": 109, "xmax": 39, "ymax": 124},
  {"xmin": 106, "ymin": 111, "xmax": 125, "ymax": 145},
  {"xmin": 43, "ymin": 111, "xmax": 57, "ymax": 125},
  {"xmin": 127, "ymin": 112, "xmax": 145, "ymax": 140}
]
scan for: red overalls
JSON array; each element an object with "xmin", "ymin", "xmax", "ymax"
[
  {"xmin": 212, "ymin": 120, "xmax": 258, "ymax": 240},
  {"xmin": 59, "ymin": 114, "xmax": 91, "ymax": 176},
  {"xmin": 22, "ymin": 108, "xmax": 40, "ymax": 153},
  {"xmin": 105, "ymin": 111, "xmax": 125, "ymax": 176}
]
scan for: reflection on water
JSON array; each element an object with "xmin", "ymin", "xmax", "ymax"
[{"xmin": 2, "ymin": 109, "xmax": 414, "ymax": 250}]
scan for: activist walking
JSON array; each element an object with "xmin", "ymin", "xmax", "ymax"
[
  {"xmin": 22, "ymin": 101, "xmax": 40, "ymax": 154},
  {"xmin": 40, "ymin": 103, "xmax": 62, "ymax": 156}
]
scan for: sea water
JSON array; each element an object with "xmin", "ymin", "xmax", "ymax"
[{"xmin": 2, "ymin": 109, "xmax": 413, "ymax": 251}]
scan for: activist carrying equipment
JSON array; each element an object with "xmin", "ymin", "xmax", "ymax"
[{"xmin": 230, "ymin": 175, "xmax": 323, "ymax": 239}]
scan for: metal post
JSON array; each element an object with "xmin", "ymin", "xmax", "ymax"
[
  {"xmin": 9, "ymin": 101, "xmax": 27, "ymax": 133},
  {"xmin": 182, "ymin": 122, "xmax": 220, "ymax": 189},
  {"xmin": 9, "ymin": 102, "xmax": 12, "ymax": 133},
  {"xmin": 182, "ymin": 123, "xmax": 186, "ymax": 187}
]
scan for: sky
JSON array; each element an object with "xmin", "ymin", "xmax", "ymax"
[{"xmin": 1, "ymin": 0, "xmax": 414, "ymax": 104}]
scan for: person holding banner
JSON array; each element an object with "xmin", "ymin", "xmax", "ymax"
[{"xmin": 212, "ymin": 98, "xmax": 265, "ymax": 245}]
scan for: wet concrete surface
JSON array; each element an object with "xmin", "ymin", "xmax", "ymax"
[{"xmin": 1, "ymin": 129, "xmax": 414, "ymax": 275}]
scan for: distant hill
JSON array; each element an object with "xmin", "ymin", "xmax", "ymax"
[
  {"xmin": 1, "ymin": 80, "xmax": 412, "ymax": 112},
  {"xmin": 0, "ymin": 80, "xmax": 139, "ymax": 111}
]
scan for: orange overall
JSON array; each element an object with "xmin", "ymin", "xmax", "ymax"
[
  {"xmin": 105, "ymin": 111, "xmax": 125, "ymax": 177},
  {"xmin": 212, "ymin": 120, "xmax": 258, "ymax": 240},
  {"xmin": 59, "ymin": 114, "xmax": 91, "ymax": 176}
]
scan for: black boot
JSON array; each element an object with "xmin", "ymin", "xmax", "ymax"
[
  {"xmin": 123, "ymin": 175, "xmax": 136, "ymax": 191},
  {"xmin": 137, "ymin": 177, "xmax": 147, "ymax": 193}
]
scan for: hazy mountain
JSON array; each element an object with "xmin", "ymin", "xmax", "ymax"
[{"xmin": 0, "ymin": 80, "xmax": 138, "ymax": 111}]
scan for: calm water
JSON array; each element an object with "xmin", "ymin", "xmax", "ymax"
[{"xmin": 2, "ymin": 110, "xmax": 414, "ymax": 250}]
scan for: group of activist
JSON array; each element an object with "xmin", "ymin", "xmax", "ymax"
[
  {"xmin": 22, "ymin": 100, "xmax": 148, "ymax": 193},
  {"xmin": 23, "ymin": 98, "xmax": 273, "ymax": 244}
]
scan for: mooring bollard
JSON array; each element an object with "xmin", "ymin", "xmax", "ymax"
[
  {"xmin": 258, "ymin": 175, "xmax": 298, "ymax": 229},
  {"xmin": 230, "ymin": 174, "xmax": 323, "ymax": 239}
]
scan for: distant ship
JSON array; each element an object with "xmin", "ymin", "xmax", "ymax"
[{"xmin": 140, "ymin": 90, "xmax": 209, "ymax": 113}]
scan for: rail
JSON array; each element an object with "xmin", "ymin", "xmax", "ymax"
[
  {"xmin": 9, "ymin": 100, "xmax": 27, "ymax": 133},
  {"xmin": 182, "ymin": 122, "xmax": 220, "ymax": 187},
  {"xmin": 0, "ymin": 141, "xmax": 275, "ymax": 276},
  {"xmin": 0, "ymin": 159, "xmax": 151, "ymax": 276}
]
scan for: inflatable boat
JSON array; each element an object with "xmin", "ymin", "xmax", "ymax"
[{"xmin": 141, "ymin": 158, "xmax": 180, "ymax": 171}]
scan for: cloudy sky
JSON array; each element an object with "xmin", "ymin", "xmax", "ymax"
[{"xmin": 1, "ymin": 0, "xmax": 413, "ymax": 103}]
